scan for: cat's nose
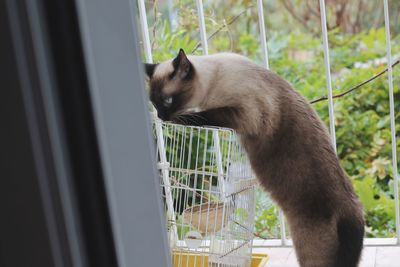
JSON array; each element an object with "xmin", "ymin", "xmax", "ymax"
[{"xmin": 157, "ymin": 109, "xmax": 170, "ymax": 121}]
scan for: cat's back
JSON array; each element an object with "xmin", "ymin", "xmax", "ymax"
[{"xmin": 188, "ymin": 52, "xmax": 259, "ymax": 73}]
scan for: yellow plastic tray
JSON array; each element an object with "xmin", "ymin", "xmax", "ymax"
[{"xmin": 173, "ymin": 251, "xmax": 268, "ymax": 267}]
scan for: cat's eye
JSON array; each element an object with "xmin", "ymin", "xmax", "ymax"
[{"xmin": 163, "ymin": 96, "xmax": 173, "ymax": 107}]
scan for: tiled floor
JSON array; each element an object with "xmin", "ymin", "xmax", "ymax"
[{"xmin": 253, "ymin": 246, "xmax": 400, "ymax": 267}]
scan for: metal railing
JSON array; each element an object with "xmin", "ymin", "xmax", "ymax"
[{"xmin": 137, "ymin": 0, "xmax": 400, "ymax": 247}]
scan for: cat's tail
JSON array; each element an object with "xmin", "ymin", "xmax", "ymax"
[{"xmin": 334, "ymin": 216, "xmax": 364, "ymax": 267}]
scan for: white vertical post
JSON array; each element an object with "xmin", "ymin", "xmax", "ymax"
[
  {"xmin": 155, "ymin": 123, "xmax": 179, "ymax": 245},
  {"xmin": 383, "ymin": 0, "xmax": 400, "ymax": 244},
  {"xmin": 278, "ymin": 209, "xmax": 286, "ymax": 245},
  {"xmin": 257, "ymin": 0, "xmax": 269, "ymax": 69},
  {"xmin": 166, "ymin": 0, "xmax": 177, "ymax": 31},
  {"xmin": 138, "ymin": 0, "xmax": 153, "ymax": 63},
  {"xmin": 195, "ymin": 0, "xmax": 209, "ymax": 55},
  {"xmin": 319, "ymin": 0, "xmax": 337, "ymax": 151},
  {"xmin": 137, "ymin": 0, "xmax": 178, "ymax": 245},
  {"xmin": 195, "ymin": 0, "xmax": 226, "ymax": 201}
]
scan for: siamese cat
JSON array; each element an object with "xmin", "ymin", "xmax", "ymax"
[{"xmin": 145, "ymin": 49, "xmax": 364, "ymax": 267}]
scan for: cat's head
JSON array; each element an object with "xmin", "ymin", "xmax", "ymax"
[{"xmin": 145, "ymin": 49, "xmax": 206, "ymax": 121}]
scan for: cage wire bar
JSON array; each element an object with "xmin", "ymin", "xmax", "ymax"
[
  {"xmin": 383, "ymin": 0, "xmax": 400, "ymax": 244},
  {"xmin": 137, "ymin": 0, "xmax": 400, "ymax": 249}
]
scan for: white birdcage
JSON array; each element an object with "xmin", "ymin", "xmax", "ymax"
[{"xmin": 153, "ymin": 118, "xmax": 257, "ymax": 267}]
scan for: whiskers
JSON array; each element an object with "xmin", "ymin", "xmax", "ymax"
[
  {"xmin": 170, "ymin": 114, "xmax": 186, "ymax": 125},
  {"xmin": 171, "ymin": 111, "xmax": 207, "ymax": 126}
]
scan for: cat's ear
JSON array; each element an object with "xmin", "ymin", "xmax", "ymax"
[
  {"xmin": 172, "ymin": 48, "xmax": 194, "ymax": 80},
  {"xmin": 144, "ymin": 63, "xmax": 157, "ymax": 78}
]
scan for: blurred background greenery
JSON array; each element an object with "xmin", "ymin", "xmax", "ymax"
[{"xmin": 140, "ymin": 0, "xmax": 400, "ymax": 239}]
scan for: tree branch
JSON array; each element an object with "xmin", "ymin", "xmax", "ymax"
[
  {"xmin": 191, "ymin": 5, "xmax": 253, "ymax": 54},
  {"xmin": 281, "ymin": 0, "xmax": 311, "ymax": 31},
  {"xmin": 306, "ymin": 0, "xmax": 320, "ymax": 19},
  {"xmin": 310, "ymin": 60, "xmax": 400, "ymax": 104}
]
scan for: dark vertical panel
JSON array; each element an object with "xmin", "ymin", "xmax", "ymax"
[{"xmin": 0, "ymin": 1, "xmax": 59, "ymax": 266}]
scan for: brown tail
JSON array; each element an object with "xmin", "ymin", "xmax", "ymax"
[{"xmin": 334, "ymin": 217, "xmax": 364, "ymax": 267}]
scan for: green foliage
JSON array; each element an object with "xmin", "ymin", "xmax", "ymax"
[
  {"xmin": 151, "ymin": 22, "xmax": 198, "ymax": 62},
  {"xmin": 145, "ymin": 1, "xmax": 400, "ymax": 239},
  {"xmin": 254, "ymin": 188, "xmax": 280, "ymax": 239}
]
